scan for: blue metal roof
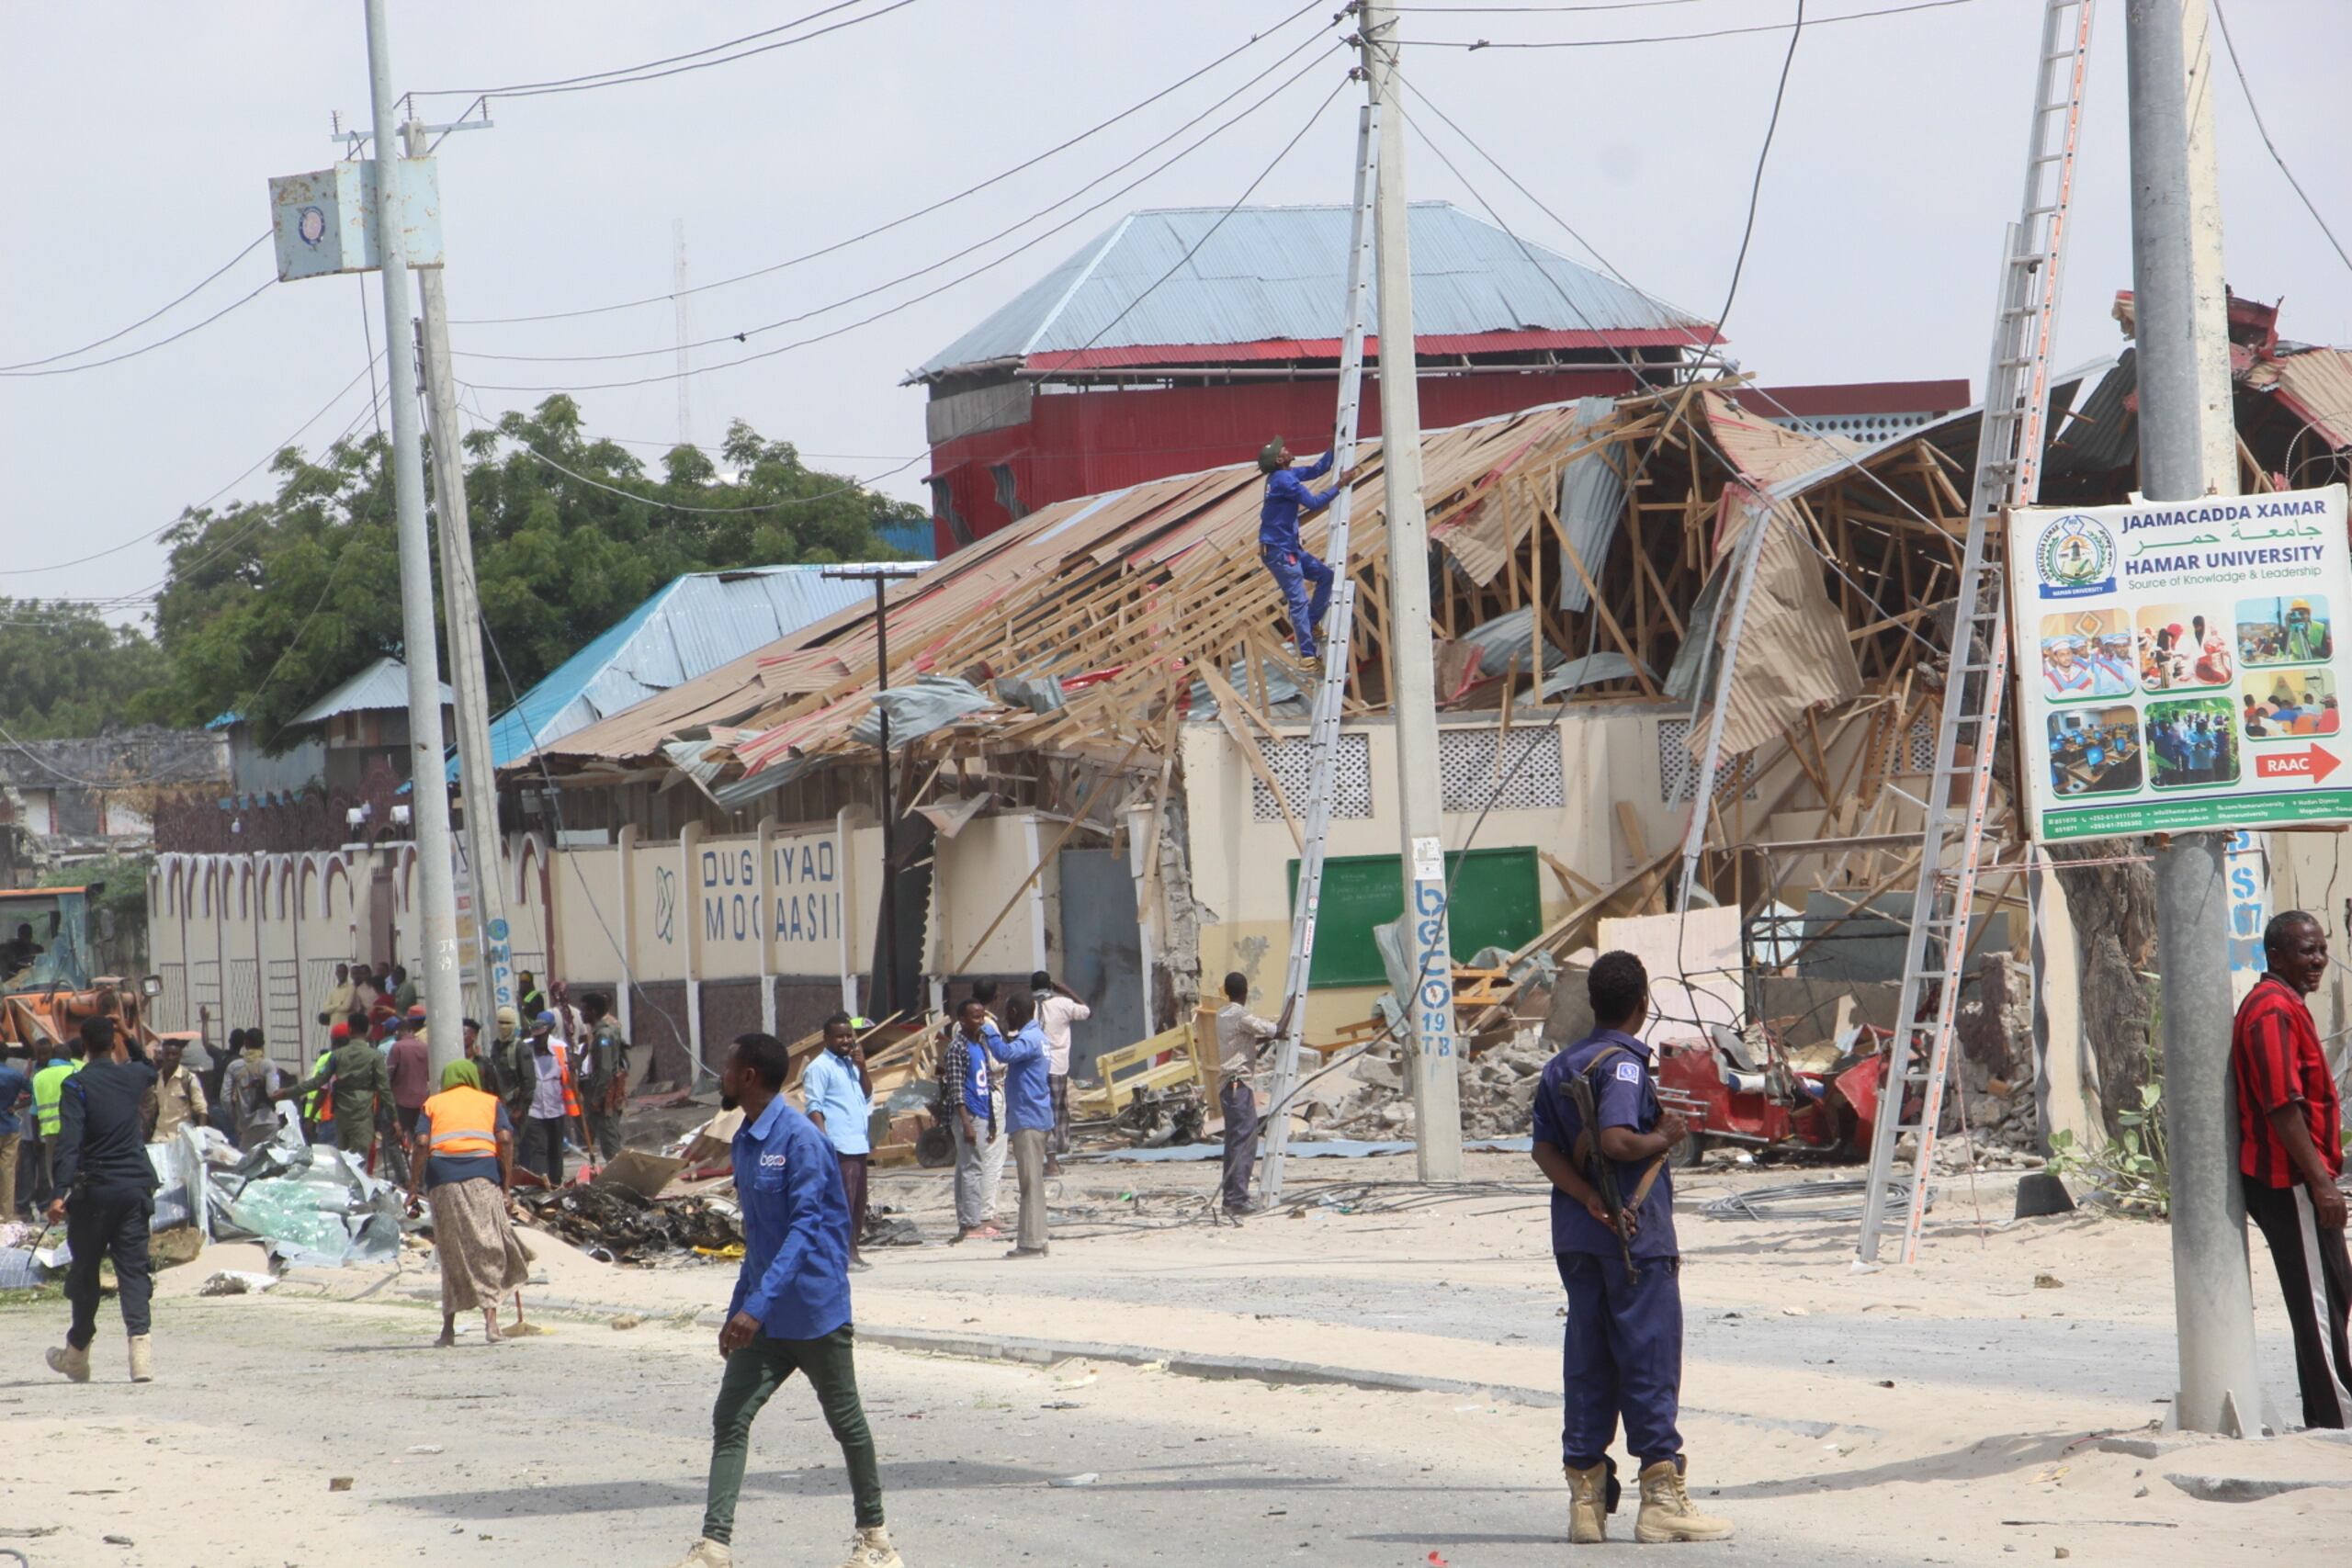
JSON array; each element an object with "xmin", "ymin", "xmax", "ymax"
[
  {"xmin": 481, "ymin": 564, "xmax": 925, "ymax": 770},
  {"xmin": 913, "ymin": 202, "xmax": 1707, "ymax": 379}
]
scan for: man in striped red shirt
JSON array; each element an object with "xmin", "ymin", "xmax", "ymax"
[{"xmin": 2231, "ymin": 909, "xmax": 2351, "ymax": 1427}]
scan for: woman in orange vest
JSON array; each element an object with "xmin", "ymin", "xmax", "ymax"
[{"xmin": 407, "ymin": 1060, "xmax": 531, "ymax": 1347}]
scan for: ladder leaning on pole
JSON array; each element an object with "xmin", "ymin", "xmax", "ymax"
[
  {"xmin": 1257, "ymin": 101, "xmax": 1381, "ymax": 1205},
  {"xmin": 1856, "ymin": 0, "xmax": 2095, "ymax": 1267}
]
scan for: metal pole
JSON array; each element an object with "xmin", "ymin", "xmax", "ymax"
[
  {"xmin": 875, "ymin": 577, "xmax": 896, "ymax": 1018},
  {"xmin": 1362, "ymin": 3, "xmax": 1460, "ymax": 1182},
  {"xmin": 364, "ymin": 0, "xmax": 465, "ymax": 1076},
  {"xmin": 2125, "ymin": 0, "xmax": 2263, "ymax": 1437},
  {"xmin": 405, "ymin": 120, "xmax": 516, "ymax": 1034},
  {"xmin": 824, "ymin": 565, "xmax": 923, "ymax": 1018}
]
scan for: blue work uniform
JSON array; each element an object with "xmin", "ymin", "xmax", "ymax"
[
  {"xmin": 993, "ymin": 1021, "xmax": 1054, "ymax": 1134},
  {"xmin": 1531, "ymin": 1027, "xmax": 1684, "ymax": 1473},
  {"xmin": 729, "ymin": 1094, "xmax": 854, "ymax": 1340},
  {"xmin": 1260, "ymin": 451, "xmax": 1342, "ymax": 659}
]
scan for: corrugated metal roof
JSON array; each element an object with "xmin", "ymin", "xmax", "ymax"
[
  {"xmin": 486, "ymin": 564, "xmax": 925, "ymax": 769},
  {"xmin": 2256, "ymin": 346, "xmax": 2352, "ymax": 449},
  {"xmin": 291, "ymin": 656, "xmax": 453, "ymax": 727},
  {"xmin": 912, "ymin": 203, "xmax": 1712, "ymax": 380}
]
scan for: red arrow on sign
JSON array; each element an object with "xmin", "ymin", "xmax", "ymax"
[{"xmin": 2255, "ymin": 743, "xmax": 2342, "ymax": 784}]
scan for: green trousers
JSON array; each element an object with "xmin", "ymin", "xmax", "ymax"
[{"xmin": 702, "ymin": 1324, "xmax": 884, "ymax": 1542}]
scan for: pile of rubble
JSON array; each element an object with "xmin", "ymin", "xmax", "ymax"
[{"xmin": 520, "ymin": 1183, "xmax": 745, "ymax": 1265}]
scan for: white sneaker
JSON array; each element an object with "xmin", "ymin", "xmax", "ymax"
[
  {"xmin": 662, "ymin": 1539, "xmax": 730, "ymax": 1568},
  {"xmin": 46, "ymin": 1344, "xmax": 90, "ymax": 1383},
  {"xmin": 129, "ymin": 1334, "xmax": 153, "ymax": 1383},
  {"xmin": 840, "ymin": 1523, "xmax": 903, "ymax": 1568}
]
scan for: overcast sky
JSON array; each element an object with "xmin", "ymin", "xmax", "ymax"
[{"xmin": 2, "ymin": 0, "xmax": 2346, "ymax": 615}]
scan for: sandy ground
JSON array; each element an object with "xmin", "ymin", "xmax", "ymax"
[{"xmin": 5, "ymin": 1146, "xmax": 2347, "ymax": 1566}]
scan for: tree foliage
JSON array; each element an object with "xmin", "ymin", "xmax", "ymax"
[
  {"xmin": 141, "ymin": 398, "xmax": 925, "ymax": 747},
  {"xmin": 0, "ymin": 600, "xmax": 167, "ymax": 739}
]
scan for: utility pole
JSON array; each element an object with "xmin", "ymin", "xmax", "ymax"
[
  {"xmin": 825, "ymin": 564, "xmax": 924, "ymax": 1019},
  {"xmin": 2125, "ymin": 0, "xmax": 2263, "ymax": 1437},
  {"xmin": 405, "ymin": 118, "xmax": 516, "ymax": 1033},
  {"xmin": 1361, "ymin": 2, "xmax": 1461, "ymax": 1182},
  {"xmin": 363, "ymin": 0, "xmax": 464, "ymax": 1074}
]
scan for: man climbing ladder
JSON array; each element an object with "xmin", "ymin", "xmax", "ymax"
[{"xmin": 1258, "ymin": 438, "xmax": 1351, "ymax": 660}]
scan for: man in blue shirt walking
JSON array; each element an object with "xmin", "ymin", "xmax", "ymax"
[
  {"xmin": 1530, "ymin": 951, "xmax": 1731, "ymax": 1547},
  {"xmin": 992, "ymin": 994, "xmax": 1055, "ymax": 1258},
  {"xmin": 664, "ymin": 1032, "xmax": 902, "ymax": 1568},
  {"xmin": 1258, "ymin": 437, "xmax": 1352, "ymax": 660},
  {"xmin": 801, "ymin": 1013, "xmax": 876, "ymax": 1273}
]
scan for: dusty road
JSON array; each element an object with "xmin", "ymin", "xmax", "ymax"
[{"xmin": 3, "ymin": 1150, "xmax": 2346, "ymax": 1567}]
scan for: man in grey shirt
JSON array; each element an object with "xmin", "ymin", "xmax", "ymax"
[{"xmin": 1214, "ymin": 972, "xmax": 1279, "ymax": 1215}]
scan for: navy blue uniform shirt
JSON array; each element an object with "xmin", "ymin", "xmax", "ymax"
[
  {"xmin": 56, "ymin": 1058, "xmax": 161, "ymax": 1201},
  {"xmin": 1530, "ymin": 1028, "xmax": 1678, "ymax": 1258},
  {"xmin": 1259, "ymin": 451, "xmax": 1340, "ymax": 550},
  {"xmin": 729, "ymin": 1093, "xmax": 854, "ymax": 1340}
]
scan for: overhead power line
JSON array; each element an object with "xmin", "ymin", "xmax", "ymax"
[
  {"xmin": 455, "ymin": 33, "xmax": 1338, "ymax": 366},
  {"xmin": 1412, "ymin": 0, "xmax": 1978, "ymax": 47},
  {"xmin": 2210, "ymin": 0, "xmax": 2352, "ymax": 279},
  {"xmin": 468, "ymin": 405, "xmax": 923, "ymax": 513},
  {"xmin": 462, "ymin": 49, "xmax": 1347, "ymax": 395},
  {"xmin": 0, "ymin": 355, "xmax": 384, "ymax": 581},
  {"xmin": 0, "ymin": 231, "xmax": 271, "ymax": 372},
  {"xmin": 1705, "ymin": 0, "xmax": 1804, "ymax": 339},
  {"xmin": 408, "ymin": 0, "xmax": 922, "ymax": 102},
  {"xmin": 450, "ymin": 1, "xmax": 1329, "ymax": 327},
  {"xmin": 0, "ymin": 276, "xmax": 276, "ymax": 380}
]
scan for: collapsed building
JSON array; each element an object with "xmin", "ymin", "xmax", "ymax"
[{"xmin": 144, "ymin": 292, "xmax": 2352, "ymax": 1156}]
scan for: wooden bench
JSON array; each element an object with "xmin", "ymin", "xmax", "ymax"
[{"xmin": 1083, "ymin": 1021, "xmax": 1199, "ymax": 1115}]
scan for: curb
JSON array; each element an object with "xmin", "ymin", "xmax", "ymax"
[{"xmin": 368, "ymin": 1284, "xmax": 1853, "ymax": 1438}]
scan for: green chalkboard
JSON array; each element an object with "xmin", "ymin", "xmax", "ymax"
[{"xmin": 1285, "ymin": 846, "xmax": 1544, "ymax": 988}]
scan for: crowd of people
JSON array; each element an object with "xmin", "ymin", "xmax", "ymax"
[{"xmin": 2244, "ymin": 680, "xmax": 2342, "ymax": 738}]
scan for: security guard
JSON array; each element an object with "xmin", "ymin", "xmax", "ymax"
[
  {"xmin": 1530, "ymin": 949, "xmax": 1731, "ymax": 1545},
  {"xmin": 1256, "ymin": 437, "xmax": 1351, "ymax": 660}
]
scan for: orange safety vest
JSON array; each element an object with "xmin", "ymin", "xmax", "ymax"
[
  {"xmin": 421, "ymin": 1086, "xmax": 502, "ymax": 1158},
  {"xmin": 555, "ymin": 1041, "xmax": 581, "ymax": 1119}
]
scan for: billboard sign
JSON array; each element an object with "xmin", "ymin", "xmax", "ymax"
[
  {"xmin": 2008, "ymin": 483, "xmax": 2352, "ymax": 840},
  {"xmin": 267, "ymin": 159, "xmax": 443, "ymax": 283}
]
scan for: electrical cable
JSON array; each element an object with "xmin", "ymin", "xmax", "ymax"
[
  {"xmin": 359, "ymin": 276, "xmax": 386, "ymax": 449},
  {"xmin": 486, "ymin": 428, "xmax": 925, "ymax": 513},
  {"xmin": 1703, "ymin": 0, "xmax": 1802, "ymax": 342},
  {"xmin": 1408, "ymin": 0, "xmax": 1978, "ymax": 49},
  {"xmin": 450, "ymin": 2, "xmax": 1329, "ymax": 327},
  {"xmin": 2210, "ymin": 0, "xmax": 2352, "ymax": 279},
  {"xmin": 0, "ymin": 231, "xmax": 270, "ymax": 371},
  {"xmin": 0, "ymin": 354, "xmax": 384, "ymax": 580},
  {"xmin": 455, "ymin": 31, "xmax": 1339, "ymax": 365},
  {"xmin": 464, "ymin": 56, "xmax": 1351, "ymax": 395},
  {"xmin": 408, "ymin": 0, "xmax": 921, "ymax": 102},
  {"xmin": 0, "ymin": 277, "xmax": 276, "ymax": 380}
]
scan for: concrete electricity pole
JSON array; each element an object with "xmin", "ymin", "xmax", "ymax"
[
  {"xmin": 406, "ymin": 119, "xmax": 517, "ymax": 1032},
  {"xmin": 1361, "ymin": 3, "xmax": 1462, "ymax": 1183},
  {"xmin": 364, "ymin": 0, "xmax": 465, "ymax": 1074},
  {"xmin": 2125, "ymin": 0, "xmax": 2264, "ymax": 1436}
]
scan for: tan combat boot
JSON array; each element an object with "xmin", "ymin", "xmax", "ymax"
[
  {"xmin": 839, "ymin": 1524, "xmax": 903, "ymax": 1567},
  {"xmin": 662, "ymin": 1540, "xmax": 730, "ymax": 1568},
  {"xmin": 1565, "ymin": 1462, "xmax": 1609, "ymax": 1543},
  {"xmin": 1635, "ymin": 1461, "xmax": 1732, "ymax": 1543},
  {"xmin": 129, "ymin": 1335, "xmax": 153, "ymax": 1382},
  {"xmin": 46, "ymin": 1343, "xmax": 90, "ymax": 1382}
]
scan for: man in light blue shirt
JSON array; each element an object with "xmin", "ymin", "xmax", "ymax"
[
  {"xmin": 664, "ymin": 1032, "xmax": 901, "ymax": 1568},
  {"xmin": 992, "ymin": 994, "xmax": 1055, "ymax": 1259},
  {"xmin": 801, "ymin": 1013, "xmax": 875, "ymax": 1272}
]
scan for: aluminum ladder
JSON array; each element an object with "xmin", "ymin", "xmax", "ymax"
[
  {"xmin": 1856, "ymin": 0, "xmax": 2094, "ymax": 1265},
  {"xmin": 1257, "ymin": 101, "xmax": 1380, "ymax": 1204}
]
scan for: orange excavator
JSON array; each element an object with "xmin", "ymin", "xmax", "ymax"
[{"xmin": 0, "ymin": 886, "xmax": 175, "ymax": 1055}]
